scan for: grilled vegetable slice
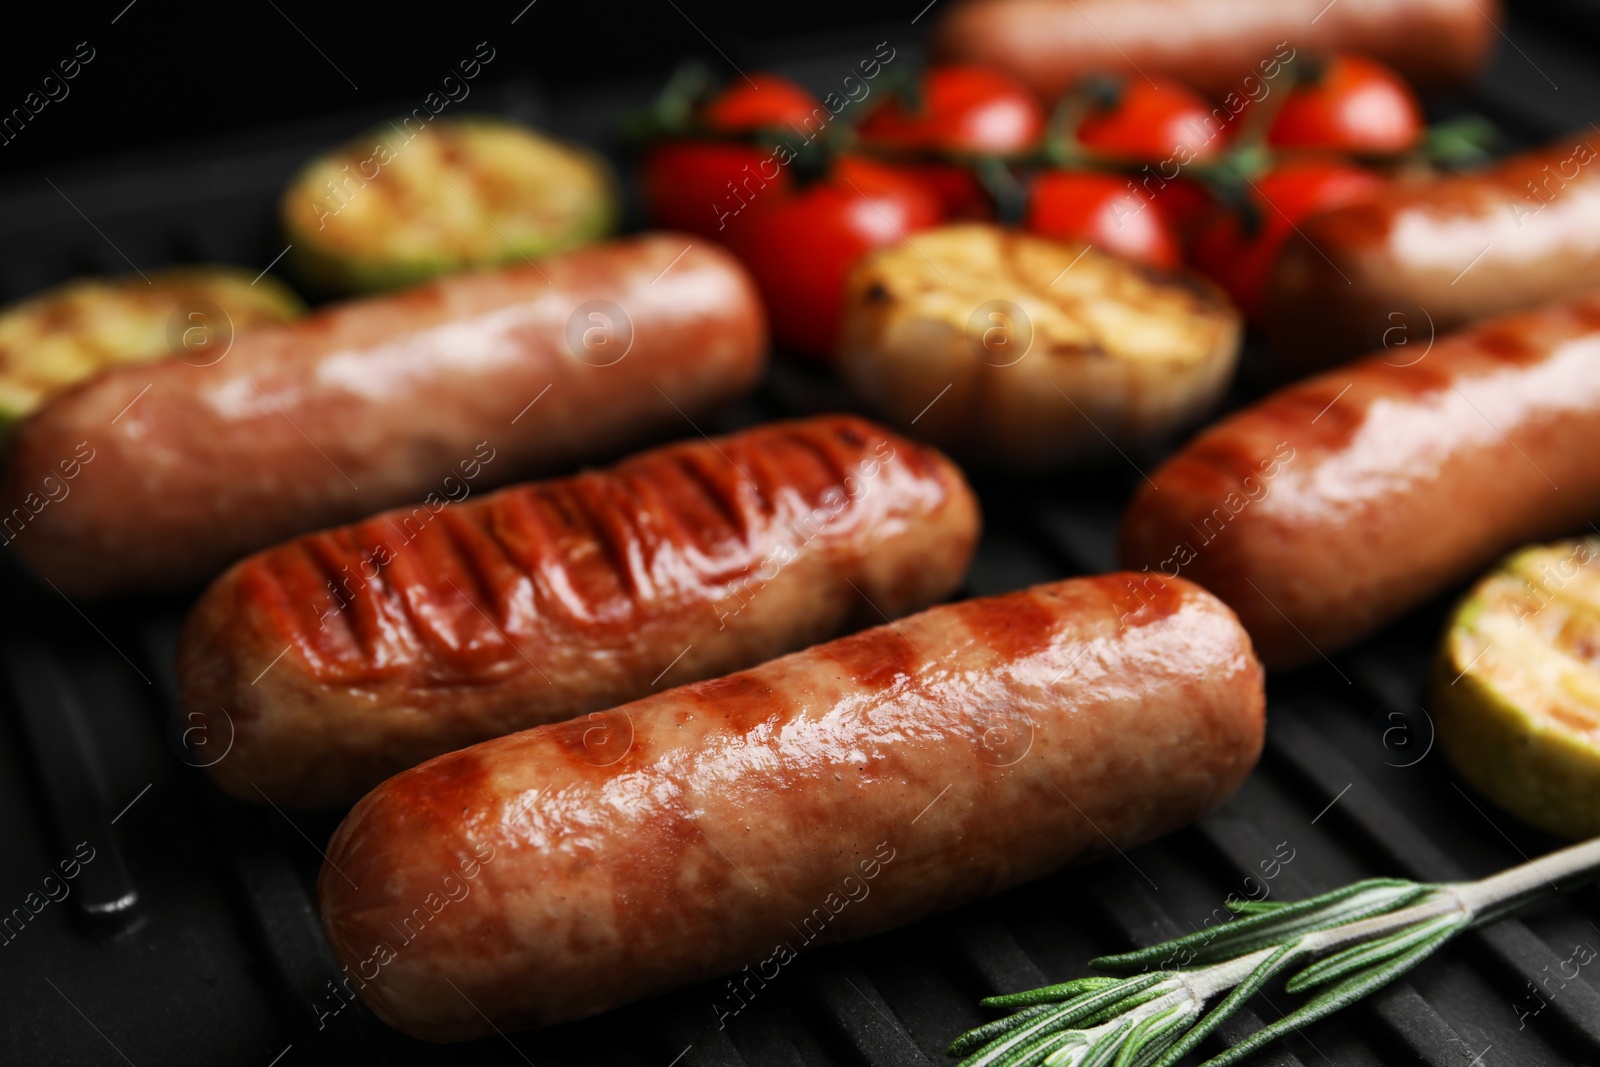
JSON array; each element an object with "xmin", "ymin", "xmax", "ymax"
[
  {"xmin": 1435, "ymin": 537, "xmax": 1600, "ymax": 839},
  {"xmin": 836, "ymin": 224, "xmax": 1241, "ymax": 467},
  {"xmin": 0, "ymin": 266, "xmax": 303, "ymax": 441},
  {"xmin": 281, "ymin": 116, "xmax": 618, "ymax": 293}
]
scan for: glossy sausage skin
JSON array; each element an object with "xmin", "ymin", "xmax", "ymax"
[
  {"xmin": 179, "ymin": 416, "xmax": 980, "ymax": 807},
  {"xmin": 1263, "ymin": 135, "xmax": 1600, "ymax": 372},
  {"xmin": 1120, "ymin": 297, "xmax": 1600, "ymax": 670},
  {"xmin": 319, "ymin": 574, "xmax": 1263, "ymax": 1040},
  {"xmin": 0, "ymin": 234, "xmax": 765, "ymax": 597},
  {"xmin": 931, "ymin": 0, "xmax": 1497, "ymax": 102}
]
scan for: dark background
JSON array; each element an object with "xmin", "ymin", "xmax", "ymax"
[
  {"xmin": 4, "ymin": 0, "xmax": 1600, "ymax": 180},
  {"xmin": 0, "ymin": 1, "xmax": 929, "ymax": 175}
]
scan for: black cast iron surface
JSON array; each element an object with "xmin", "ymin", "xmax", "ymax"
[{"xmin": 3, "ymin": 11, "xmax": 1600, "ymax": 1067}]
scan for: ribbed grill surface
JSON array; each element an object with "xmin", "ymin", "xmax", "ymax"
[{"xmin": 1, "ymin": 18, "xmax": 1597, "ymax": 1065}]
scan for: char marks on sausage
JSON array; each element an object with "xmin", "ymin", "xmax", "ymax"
[
  {"xmin": 318, "ymin": 575, "xmax": 1264, "ymax": 1041},
  {"xmin": 1121, "ymin": 295, "xmax": 1600, "ymax": 668},
  {"xmin": 179, "ymin": 415, "xmax": 981, "ymax": 806}
]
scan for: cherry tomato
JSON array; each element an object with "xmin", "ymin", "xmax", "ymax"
[
  {"xmin": 702, "ymin": 73, "xmax": 823, "ymax": 132},
  {"xmin": 1150, "ymin": 177, "xmax": 1213, "ymax": 245},
  {"xmin": 640, "ymin": 142, "xmax": 789, "ymax": 240},
  {"xmin": 1267, "ymin": 55, "xmax": 1423, "ymax": 154},
  {"xmin": 878, "ymin": 161, "xmax": 994, "ymax": 219},
  {"xmin": 859, "ymin": 65, "xmax": 1045, "ymax": 152},
  {"xmin": 1076, "ymin": 78, "xmax": 1226, "ymax": 163},
  {"xmin": 1190, "ymin": 159, "xmax": 1383, "ymax": 317},
  {"xmin": 1025, "ymin": 171, "xmax": 1181, "ymax": 268},
  {"xmin": 732, "ymin": 157, "xmax": 943, "ymax": 361},
  {"xmin": 639, "ymin": 74, "xmax": 822, "ymax": 240},
  {"xmin": 858, "ymin": 65, "xmax": 1045, "ymax": 217}
]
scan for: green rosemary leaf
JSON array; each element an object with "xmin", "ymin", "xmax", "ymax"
[
  {"xmin": 1112, "ymin": 1005, "xmax": 1191, "ymax": 1067},
  {"xmin": 948, "ymin": 1003, "xmax": 1067, "ymax": 1057},
  {"xmin": 1224, "ymin": 899, "xmax": 1293, "ymax": 914},
  {"xmin": 982, "ymin": 976, "xmax": 1124, "ymax": 1009},
  {"xmin": 1185, "ymin": 884, "xmax": 1440, "ymax": 966},
  {"xmin": 953, "ymin": 839, "xmax": 1600, "ymax": 1067},
  {"xmin": 953, "ymin": 1007, "xmax": 1080, "ymax": 1067},
  {"xmin": 1207, "ymin": 885, "xmax": 1438, "ymax": 959},
  {"xmin": 1151, "ymin": 944, "xmax": 1303, "ymax": 1067},
  {"xmin": 955, "ymin": 977, "xmax": 1167, "ymax": 1067},
  {"xmin": 1198, "ymin": 922, "xmax": 1463, "ymax": 1067},
  {"xmin": 987, "ymin": 1025, "xmax": 1084, "ymax": 1067},
  {"xmin": 1072, "ymin": 982, "xmax": 1182, "ymax": 1030},
  {"xmin": 1091, "ymin": 880, "xmax": 1425, "ymax": 972},
  {"xmin": 1021, "ymin": 973, "xmax": 1168, "ymax": 1024},
  {"xmin": 1079, "ymin": 1019, "xmax": 1138, "ymax": 1067},
  {"xmin": 1285, "ymin": 913, "xmax": 1465, "ymax": 993}
]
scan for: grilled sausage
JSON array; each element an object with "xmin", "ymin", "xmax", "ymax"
[
  {"xmin": 1120, "ymin": 296, "xmax": 1600, "ymax": 670},
  {"xmin": 1262, "ymin": 135, "xmax": 1600, "ymax": 373},
  {"xmin": 930, "ymin": 0, "xmax": 1498, "ymax": 103},
  {"xmin": 179, "ymin": 416, "xmax": 980, "ymax": 807},
  {"xmin": 0, "ymin": 234, "xmax": 765, "ymax": 597},
  {"xmin": 318, "ymin": 574, "xmax": 1264, "ymax": 1041}
]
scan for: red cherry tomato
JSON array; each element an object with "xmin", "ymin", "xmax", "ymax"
[
  {"xmin": 1267, "ymin": 55, "xmax": 1423, "ymax": 154},
  {"xmin": 858, "ymin": 65, "xmax": 1045, "ymax": 216},
  {"xmin": 880, "ymin": 161, "xmax": 994, "ymax": 220},
  {"xmin": 859, "ymin": 65, "xmax": 1045, "ymax": 152},
  {"xmin": 857, "ymin": 66, "xmax": 1043, "ymax": 217},
  {"xmin": 1076, "ymin": 78, "xmax": 1226, "ymax": 163},
  {"xmin": 1151, "ymin": 177, "xmax": 1213, "ymax": 245},
  {"xmin": 639, "ymin": 74, "xmax": 823, "ymax": 240},
  {"xmin": 732, "ymin": 157, "xmax": 943, "ymax": 361},
  {"xmin": 640, "ymin": 142, "xmax": 789, "ymax": 240},
  {"xmin": 702, "ymin": 73, "xmax": 823, "ymax": 133},
  {"xmin": 1025, "ymin": 171, "xmax": 1181, "ymax": 268},
  {"xmin": 1191, "ymin": 159, "xmax": 1383, "ymax": 317}
]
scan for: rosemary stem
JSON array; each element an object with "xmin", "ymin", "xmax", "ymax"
[
  {"xmin": 1296, "ymin": 893, "xmax": 1464, "ymax": 956},
  {"xmin": 952, "ymin": 838, "xmax": 1600, "ymax": 1067},
  {"xmin": 1187, "ymin": 948, "xmax": 1278, "ymax": 999},
  {"xmin": 1167, "ymin": 838, "xmax": 1600, "ymax": 1022},
  {"xmin": 1452, "ymin": 834, "xmax": 1600, "ymax": 915},
  {"xmin": 1302, "ymin": 836, "xmax": 1600, "ymax": 957}
]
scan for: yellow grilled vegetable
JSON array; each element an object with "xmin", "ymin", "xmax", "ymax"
[
  {"xmin": 281, "ymin": 115, "xmax": 618, "ymax": 294},
  {"xmin": 0, "ymin": 266, "xmax": 303, "ymax": 441},
  {"xmin": 836, "ymin": 224, "xmax": 1241, "ymax": 468},
  {"xmin": 1435, "ymin": 537, "xmax": 1600, "ymax": 839}
]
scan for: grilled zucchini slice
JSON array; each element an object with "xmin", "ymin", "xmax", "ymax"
[
  {"xmin": 281, "ymin": 115, "xmax": 618, "ymax": 294},
  {"xmin": 1435, "ymin": 537, "xmax": 1600, "ymax": 839},
  {"xmin": 836, "ymin": 224, "xmax": 1241, "ymax": 467},
  {"xmin": 0, "ymin": 266, "xmax": 303, "ymax": 441}
]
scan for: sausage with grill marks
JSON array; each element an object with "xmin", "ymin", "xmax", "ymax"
[
  {"xmin": 1120, "ymin": 296, "xmax": 1600, "ymax": 670},
  {"xmin": 179, "ymin": 415, "xmax": 980, "ymax": 806},
  {"xmin": 1, "ymin": 233, "xmax": 765, "ymax": 596},
  {"xmin": 317, "ymin": 574, "xmax": 1264, "ymax": 1040}
]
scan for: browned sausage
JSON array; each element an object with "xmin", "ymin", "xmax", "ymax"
[
  {"xmin": 178, "ymin": 415, "xmax": 980, "ymax": 807},
  {"xmin": 931, "ymin": 0, "xmax": 1498, "ymax": 103},
  {"xmin": 1120, "ymin": 296, "xmax": 1600, "ymax": 670},
  {"xmin": 1263, "ymin": 135, "xmax": 1600, "ymax": 373},
  {"xmin": 0, "ymin": 234, "xmax": 765, "ymax": 597},
  {"xmin": 317, "ymin": 574, "xmax": 1264, "ymax": 1040}
]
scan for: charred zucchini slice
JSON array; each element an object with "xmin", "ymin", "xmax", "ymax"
[
  {"xmin": 1435, "ymin": 537, "xmax": 1600, "ymax": 839},
  {"xmin": 0, "ymin": 266, "xmax": 303, "ymax": 439},
  {"xmin": 281, "ymin": 115, "xmax": 618, "ymax": 294}
]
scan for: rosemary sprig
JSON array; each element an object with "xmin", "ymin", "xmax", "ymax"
[{"xmin": 950, "ymin": 836, "xmax": 1600, "ymax": 1067}]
